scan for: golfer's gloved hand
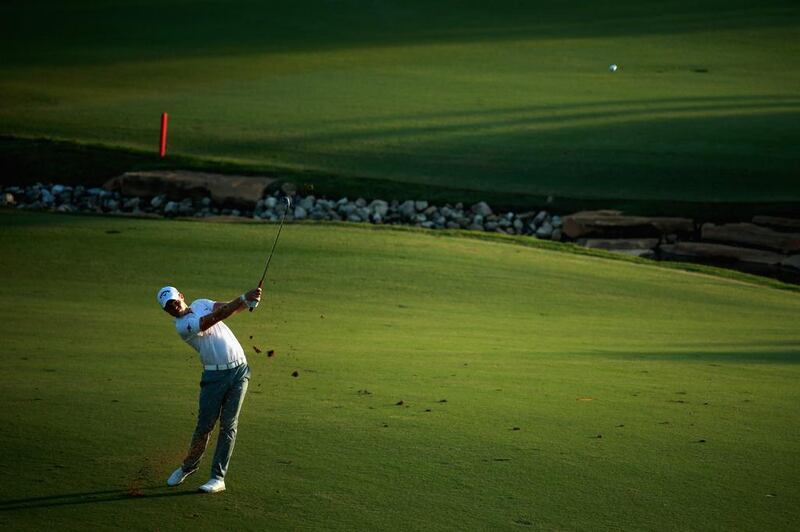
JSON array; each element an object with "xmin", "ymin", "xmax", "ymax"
[{"xmin": 244, "ymin": 287, "xmax": 262, "ymax": 310}]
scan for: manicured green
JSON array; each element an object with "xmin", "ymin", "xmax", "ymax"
[
  {"xmin": 1, "ymin": 1, "xmax": 799, "ymax": 204},
  {"xmin": 1, "ymin": 210, "xmax": 798, "ymax": 530}
]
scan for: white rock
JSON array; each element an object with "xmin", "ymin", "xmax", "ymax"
[
  {"xmin": 41, "ymin": 189, "xmax": 54, "ymax": 205},
  {"xmin": 369, "ymin": 200, "xmax": 389, "ymax": 217},
  {"xmin": 299, "ymin": 196, "xmax": 315, "ymax": 211},
  {"xmin": 471, "ymin": 201, "xmax": 492, "ymax": 216},
  {"xmin": 399, "ymin": 200, "xmax": 416, "ymax": 219},
  {"xmin": 536, "ymin": 222, "xmax": 554, "ymax": 239},
  {"xmin": 124, "ymin": 197, "xmax": 140, "ymax": 210}
]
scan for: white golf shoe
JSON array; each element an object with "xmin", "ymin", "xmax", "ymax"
[
  {"xmin": 199, "ymin": 478, "xmax": 226, "ymax": 493},
  {"xmin": 167, "ymin": 466, "xmax": 196, "ymax": 487}
]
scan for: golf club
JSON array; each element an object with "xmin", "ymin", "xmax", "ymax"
[{"xmin": 249, "ymin": 196, "xmax": 292, "ymax": 312}]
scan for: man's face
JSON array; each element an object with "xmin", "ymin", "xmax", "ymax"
[{"xmin": 164, "ymin": 293, "xmax": 187, "ymax": 317}]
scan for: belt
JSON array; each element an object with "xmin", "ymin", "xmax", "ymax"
[{"xmin": 203, "ymin": 359, "xmax": 246, "ymax": 371}]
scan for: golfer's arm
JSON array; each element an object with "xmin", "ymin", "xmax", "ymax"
[{"xmin": 200, "ymin": 297, "xmax": 246, "ymax": 330}]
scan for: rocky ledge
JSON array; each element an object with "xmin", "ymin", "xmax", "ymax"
[
  {"xmin": 563, "ymin": 210, "xmax": 800, "ymax": 283},
  {"xmin": 2, "ymin": 176, "xmax": 799, "ymax": 285},
  {"xmin": 0, "ymin": 181, "xmax": 564, "ymax": 239}
]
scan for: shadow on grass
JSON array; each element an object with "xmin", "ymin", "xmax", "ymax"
[
  {"xmin": 3, "ymin": 1, "xmax": 797, "ymax": 66},
  {"xmin": 0, "ymin": 486, "xmax": 201, "ymax": 512},
  {"xmin": 243, "ymin": 96, "xmax": 800, "ymax": 146},
  {"xmin": 209, "ymin": 104, "xmax": 800, "ymax": 205},
  {"xmin": 586, "ymin": 348, "xmax": 800, "ymax": 364}
]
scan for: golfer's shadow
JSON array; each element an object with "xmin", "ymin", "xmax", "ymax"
[{"xmin": 0, "ymin": 486, "xmax": 200, "ymax": 512}]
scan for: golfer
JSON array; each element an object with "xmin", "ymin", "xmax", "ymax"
[{"xmin": 157, "ymin": 285, "xmax": 261, "ymax": 493}]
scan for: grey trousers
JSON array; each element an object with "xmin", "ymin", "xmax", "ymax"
[{"xmin": 182, "ymin": 363, "xmax": 251, "ymax": 480}]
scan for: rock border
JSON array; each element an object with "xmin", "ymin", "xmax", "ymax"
[
  {"xmin": 1, "ymin": 183, "xmax": 563, "ymax": 239},
  {"xmin": 2, "ymin": 182, "xmax": 798, "ymax": 284}
]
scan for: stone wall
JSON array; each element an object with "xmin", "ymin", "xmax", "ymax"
[{"xmin": 3, "ymin": 178, "xmax": 799, "ymax": 284}]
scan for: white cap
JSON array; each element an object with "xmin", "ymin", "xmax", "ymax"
[{"xmin": 157, "ymin": 286, "xmax": 180, "ymax": 309}]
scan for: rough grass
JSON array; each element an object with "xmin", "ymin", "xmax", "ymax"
[
  {"xmin": 1, "ymin": 210, "xmax": 799, "ymax": 531},
  {"xmin": 1, "ymin": 1, "xmax": 799, "ymax": 205}
]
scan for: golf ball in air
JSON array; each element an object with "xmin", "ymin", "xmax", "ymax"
[{"xmin": 609, "ymin": 64, "xmax": 618, "ymax": 72}]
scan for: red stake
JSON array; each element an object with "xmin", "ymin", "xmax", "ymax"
[{"xmin": 159, "ymin": 113, "xmax": 169, "ymax": 157}]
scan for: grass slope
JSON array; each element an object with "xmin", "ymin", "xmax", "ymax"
[
  {"xmin": 1, "ymin": 1, "xmax": 799, "ymax": 204},
  {"xmin": 0, "ymin": 210, "xmax": 799, "ymax": 530}
]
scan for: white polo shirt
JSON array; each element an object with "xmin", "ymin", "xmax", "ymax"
[{"xmin": 175, "ymin": 299, "xmax": 247, "ymax": 367}]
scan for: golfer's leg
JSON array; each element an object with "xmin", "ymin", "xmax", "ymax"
[
  {"xmin": 210, "ymin": 366, "xmax": 250, "ymax": 479},
  {"xmin": 182, "ymin": 372, "xmax": 225, "ymax": 472}
]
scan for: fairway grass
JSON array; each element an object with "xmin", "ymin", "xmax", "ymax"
[
  {"xmin": 1, "ymin": 211, "xmax": 799, "ymax": 530},
  {"xmin": 1, "ymin": 1, "xmax": 799, "ymax": 204}
]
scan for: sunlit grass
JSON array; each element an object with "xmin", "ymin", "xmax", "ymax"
[{"xmin": 0, "ymin": 211, "xmax": 799, "ymax": 530}]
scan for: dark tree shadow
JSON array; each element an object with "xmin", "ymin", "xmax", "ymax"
[{"xmin": 3, "ymin": 1, "xmax": 798, "ymax": 66}]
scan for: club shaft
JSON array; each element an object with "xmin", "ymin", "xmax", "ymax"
[{"xmin": 258, "ymin": 206, "xmax": 288, "ymax": 286}]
